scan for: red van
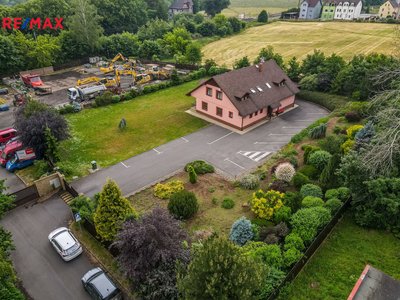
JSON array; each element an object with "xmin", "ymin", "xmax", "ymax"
[
  {"xmin": 0, "ymin": 128, "xmax": 17, "ymax": 145},
  {"xmin": 0, "ymin": 140, "xmax": 23, "ymax": 167}
]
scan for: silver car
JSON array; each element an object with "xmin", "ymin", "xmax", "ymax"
[
  {"xmin": 82, "ymin": 267, "xmax": 123, "ymax": 300},
  {"xmin": 48, "ymin": 227, "xmax": 82, "ymax": 261}
]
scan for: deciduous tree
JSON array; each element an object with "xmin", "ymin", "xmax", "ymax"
[{"xmin": 202, "ymin": 0, "xmax": 230, "ymax": 17}]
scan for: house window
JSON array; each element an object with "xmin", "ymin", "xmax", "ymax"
[
  {"xmin": 249, "ymin": 113, "xmax": 253, "ymax": 118},
  {"xmin": 206, "ymin": 87, "xmax": 212, "ymax": 97},
  {"xmin": 216, "ymin": 107, "xmax": 223, "ymax": 117},
  {"xmin": 216, "ymin": 91, "xmax": 223, "ymax": 100},
  {"xmin": 255, "ymin": 111, "xmax": 258, "ymax": 116},
  {"xmin": 229, "ymin": 111, "xmax": 233, "ymax": 118},
  {"xmin": 260, "ymin": 109, "xmax": 263, "ymax": 114},
  {"xmin": 202, "ymin": 101, "xmax": 208, "ymax": 111}
]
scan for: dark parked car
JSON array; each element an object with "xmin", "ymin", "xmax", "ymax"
[{"xmin": 82, "ymin": 268, "xmax": 123, "ymax": 300}]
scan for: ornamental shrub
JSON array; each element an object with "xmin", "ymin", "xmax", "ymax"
[
  {"xmin": 298, "ymin": 165, "xmax": 319, "ymax": 179},
  {"xmin": 283, "ymin": 248, "xmax": 303, "ymax": 268},
  {"xmin": 301, "ymin": 196, "xmax": 324, "ymax": 208},
  {"xmin": 257, "ymin": 267, "xmax": 285, "ymax": 299},
  {"xmin": 341, "ymin": 139, "xmax": 355, "ymax": 154},
  {"xmin": 324, "ymin": 198, "xmax": 342, "ymax": 214},
  {"xmin": 251, "ymin": 189, "xmax": 284, "ymax": 220},
  {"xmin": 244, "ymin": 243, "xmax": 283, "ymax": 269},
  {"xmin": 308, "ymin": 150, "xmax": 332, "ymax": 171},
  {"xmin": 309, "ymin": 123, "xmax": 327, "ymax": 139},
  {"xmin": 337, "ymin": 187, "xmax": 351, "ymax": 201},
  {"xmin": 302, "ymin": 145, "xmax": 320, "ymax": 164},
  {"xmin": 345, "ymin": 111, "xmax": 361, "ymax": 122},
  {"xmin": 264, "ymin": 234, "xmax": 279, "ymax": 244},
  {"xmin": 284, "ymin": 233, "xmax": 305, "ymax": 251},
  {"xmin": 273, "ymin": 206, "xmax": 292, "ymax": 224},
  {"xmin": 188, "ymin": 165, "xmax": 197, "ymax": 184},
  {"xmin": 346, "ymin": 124, "xmax": 364, "ymax": 139},
  {"xmin": 283, "ymin": 192, "xmax": 302, "ymax": 213},
  {"xmin": 355, "ymin": 121, "xmax": 375, "ymax": 145},
  {"xmin": 325, "ymin": 189, "xmax": 339, "ymax": 200},
  {"xmin": 275, "ymin": 163, "xmax": 296, "ymax": 183},
  {"xmin": 293, "ymin": 172, "xmax": 310, "ymax": 189},
  {"xmin": 154, "ymin": 180, "xmax": 184, "ymax": 199},
  {"xmin": 184, "ymin": 160, "xmax": 214, "ymax": 174},
  {"xmin": 221, "ymin": 197, "xmax": 235, "ymax": 209},
  {"xmin": 229, "ymin": 217, "xmax": 254, "ymax": 246},
  {"xmin": 240, "ymin": 174, "xmax": 259, "ymax": 190},
  {"xmin": 291, "ymin": 207, "xmax": 331, "ymax": 244},
  {"xmin": 268, "ymin": 180, "xmax": 287, "ymax": 193},
  {"xmin": 300, "ymin": 184, "xmax": 323, "ymax": 199},
  {"xmin": 168, "ymin": 190, "xmax": 199, "ymax": 220}
]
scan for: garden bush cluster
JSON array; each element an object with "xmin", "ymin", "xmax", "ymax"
[{"xmin": 153, "ymin": 180, "xmax": 184, "ymax": 199}]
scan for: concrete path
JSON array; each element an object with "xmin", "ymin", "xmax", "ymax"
[
  {"xmin": 1, "ymin": 196, "xmax": 93, "ymax": 300},
  {"xmin": 73, "ymin": 100, "xmax": 328, "ymax": 197}
]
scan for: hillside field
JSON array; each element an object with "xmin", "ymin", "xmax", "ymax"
[
  {"xmin": 222, "ymin": 0, "xmax": 298, "ymax": 17},
  {"xmin": 202, "ymin": 22, "xmax": 396, "ymax": 67}
]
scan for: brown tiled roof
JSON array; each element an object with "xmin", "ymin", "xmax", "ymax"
[
  {"xmin": 302, "ymin": 0, "xmax": 322, "ymax": 7},
  {"xmin": 169, "ymin": 0, "xmax": 193, "ymax": 9},
  {"xmin": 389, "ymin": 0, "xmax": 400, "ymax": 8},
  {"xmin": 189, "ymin": 60, "xmax": 299, "ymax": 117},
  {"xmin": 323, "ymin": 0, "xmax": 361, "ymax": 5}
]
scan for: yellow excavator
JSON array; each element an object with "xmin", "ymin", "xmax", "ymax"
[
  {"xmin": 100, "ymin": 53, "xmax": 135, "ymax": 74},
  {"xmin": 77, "ymin": 77, "xmax": 117, "ymax": 88}
]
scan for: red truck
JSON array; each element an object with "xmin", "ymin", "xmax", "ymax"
[
  {"xmin": 0, "ymin": 140, "xmax": 23, "ymax": 167},
  {"xmin": 0, "ymin": 128, "xmax": 17, "ymax": 145},
  {"xmin": 21, "ymin": 74, "xmax": 44, "ymax": 88}
]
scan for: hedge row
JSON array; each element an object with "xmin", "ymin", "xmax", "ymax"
[{"xmin": 298, "ymin": 90, "xmax": 350, "ymax": 112}]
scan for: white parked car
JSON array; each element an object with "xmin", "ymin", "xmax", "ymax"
[{"xmin": 48, "ymin": 227, "xmax": 82, "ymax": 261}]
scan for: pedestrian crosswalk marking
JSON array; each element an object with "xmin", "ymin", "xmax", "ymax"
[{"xmin": 238, "ymin": 151, "xmax": 271, "ymax": 162}]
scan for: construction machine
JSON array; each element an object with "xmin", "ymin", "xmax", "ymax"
[
  {"xmin": 100, "ymin": 53, "xmax": 135, "ymax": 74},
  {"xmin": 135, "ymin": 74, "xmax": 152, "ymax": 85},
  {"xmin": 77, "ymin": 77, "xmax": 117, "ymax": 88}
]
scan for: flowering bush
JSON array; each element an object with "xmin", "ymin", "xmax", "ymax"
[
  {"xmin": 340, "ymin": 139, "xmax": 355, "ymax": 154},
  {"xmin": 229, "ymin": 217, "xmax": 254, "ymax": 246},
  {"xmin": 154, "ymin": 180, "xmax": 184, "ymax": 199},
  {"xmin": 346, "ymin": 124, "xmax": 364, "ymax": 139},
  {"xmin": 251, "ymin": 190, "xmax": 284, "ymax": 220},
  {"xmin": 240, "ymin": 174, "xmax": 259, "ymax": 190},
  {"xmin": 275, "ymin": 163, "xmax": 296, "ymax": 183}
]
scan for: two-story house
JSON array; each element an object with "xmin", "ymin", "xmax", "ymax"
[
  {"xmin": 299, "ymin": 0, "xmax": 323, "ymax": 19},
  {"xmin": 168, "ymin": 0, "xmax": 193, "ymax": 18},
  {"xmin": 187, "ymin": 60, "xmax": 299, "ymax": 131},
  {"xmin": 379, "ymin": 0, "xmax": 400, "ymax": 19},
  {"xmin": 321, "ymin": 0, "xmax": 337, "ymax": 20},
  {"xmin": 334, "ymin": 0, "xmax": 363, "ymax": 20}
]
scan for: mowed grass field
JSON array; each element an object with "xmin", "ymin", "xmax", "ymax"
[
  {"xmin": 222, "ymin": 0, "xmax": 297, "ymax": 17},
  {"xmin": 282, "ymin": 214, "xmax": 400, "ymax": 299},
  {"xmin": 202, "ymin": 22, "xmax": 396, "ymax": 67},
  {"xmin": 59, "ymin": 81, "xmax": 207, "ymax": 176}
]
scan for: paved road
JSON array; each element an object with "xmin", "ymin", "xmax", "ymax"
[
  {"xmin": 73, "ymin": 100, "xmax": 328, "ymax": 197},
  {"xmin": 1, "ymin": 196, "xmax": 93, "ymax": 300},
  {"xmin": 0, "ymin": 166, "xmax": 25, "ymax": 194}
]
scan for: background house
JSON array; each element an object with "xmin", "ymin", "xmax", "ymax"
[
  {"xmin": 299, "ymin": 0, "xmax": 323, "ymax": 19},
  {"xmin": 379, "ymin": 0, "xmax": 400, "ymax": 18},
  {"xmin": 168, "ymin": 0, "xmax": 193, "ymax": 18},
  {"xmin": 321, "ymin": 0, "xmax": 337, "ymax": 20},
  {"xmin": 188, "ymin": 60, "xmax": 299, "ymax": 131},
  {"xmin": 334, "ymin": 0, "xmax": 363, "ymax": 20}
]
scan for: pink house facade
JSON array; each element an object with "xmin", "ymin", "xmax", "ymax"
[{"xmin": 188, "ymin": 60, "xmax": 299, "ymax": 131}]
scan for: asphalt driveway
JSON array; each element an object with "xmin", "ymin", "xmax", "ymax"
[
  {"xmin": 0, "ymin": 167, "xmax": 26, "ymax": 194},
  {"xmin": 73, "ymin": 100, "xmax": 329, "ymax": 197},
  {"xmin": 1, "ymin": 196, "xmax": 93, "ymax": 300}
]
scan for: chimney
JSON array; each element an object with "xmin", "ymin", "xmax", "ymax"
[{"xmin": 259, "ymin": 57, "xmax": 265, "ymax": 72}]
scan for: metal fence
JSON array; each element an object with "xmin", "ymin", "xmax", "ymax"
[{"xmin": 268, "ymin": 198, "xmax": 352, "ymax": 299}]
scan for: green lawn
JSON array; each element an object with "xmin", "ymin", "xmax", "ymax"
[
  {"xmin": 283, "ymin": 214, "xmax": 400, "ymax": 300},
  {"xmin": 202, "ymin": 22, "xmax": 396, "ymax": 67},
  {"xmin": 59, "ymin": 81, "xmax": 207, "ymax": 177},
  {"xmin": 222, "ymin": 0, "xmax": 298, "ymax": 17}
]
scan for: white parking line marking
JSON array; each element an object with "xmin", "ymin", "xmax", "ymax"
[
  {"xmin": 153, "ymin": 148, "xmax": 162, "ymax": 154},
  {"xmin": 121, "ymin": 162, "xmax": 130, "ymax": 168},
  {"xmin": 181, "ymin": 137, "xmax": 189, "ymax": 143},
  {"xmin": 207, "ymin": 132, "xmax": 234, "ymax": 145},
  {"xmin": 224, "ymin": 158, "xmax": 245, "ymax": 169},
  {"xmin": 238, "ymin": 151, "xmax": 271, "ymax": 162},
  {"xmin": 253, "ymin": 152, "xmax": 271, "ymax": 162},
  {"xmin": 249, "ymin": 152, "xmax": 262, "ymax": 159}
]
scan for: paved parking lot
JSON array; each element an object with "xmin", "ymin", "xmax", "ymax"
[
  {"xmin": 1, "ymin": 196, "xmax": 93, "ymax": 300},
  {"xmin": 0, "ymin": 166, "xmax": 25, "ymax": 194},
  {"xmin": 73, "ymin": 100, "xmax": 329, "ymax": 197}
]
